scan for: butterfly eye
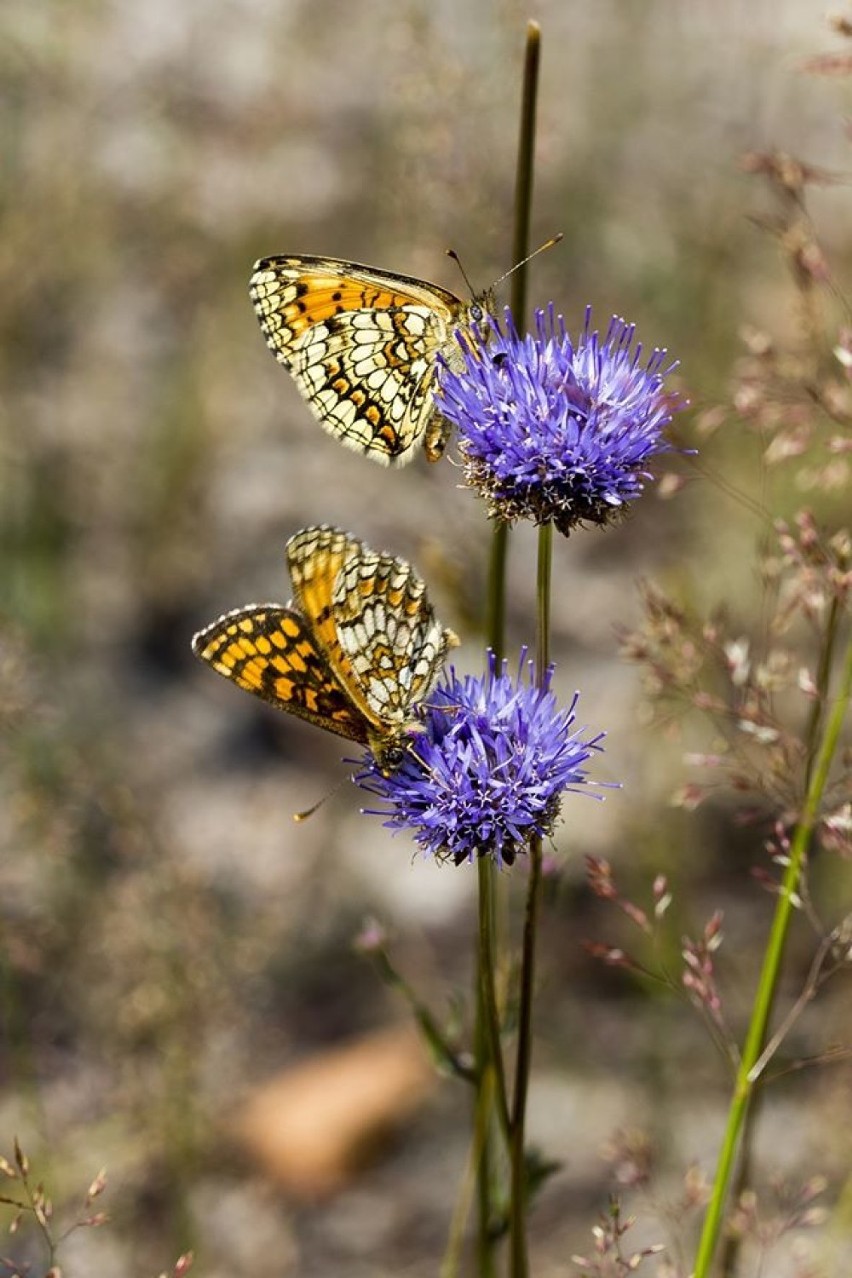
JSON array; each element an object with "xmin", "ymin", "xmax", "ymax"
[
  {"xmin": 470, "ymin": 303, "xmax": 484, "ymax": 322},
  {"xmin": 379, "ymin": 744, "xmax": 406, "ymax": 775}
]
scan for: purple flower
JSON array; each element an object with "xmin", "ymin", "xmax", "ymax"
[
  {"xmin": 356, "ymin": 653, "xmax": 606, "ymax": 867},
  {"xmin": 436, "ymin": 306, "xmax": 683, "ymax": 536}
]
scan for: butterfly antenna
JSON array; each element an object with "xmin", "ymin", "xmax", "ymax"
[
  {"xmin": 293, "ymin": 797, "xmax": 326, "ymax": 822},
  {"xmin": 446, "ymin": 248, "xmax": 478, "ymax": 299},
  {"xmin": 491, "ymin": 233, "xmax": 563, "ymax": 289},
  {"xmin": 293, "ymin": 773, "xmax": 351, "ymax": 822}
]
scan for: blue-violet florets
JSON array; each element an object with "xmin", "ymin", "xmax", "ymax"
[
  {"xmin": 356, "ymin": 654, "xmax": 605, "ymax": 867},
  {"xmin": 436, "ymin": 305, "xmax": 682, "ymax": 536}
]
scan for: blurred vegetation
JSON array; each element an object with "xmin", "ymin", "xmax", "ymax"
[{"xmin": 1, "ymin": 2, "xmax": 850, "ymax": 1275}]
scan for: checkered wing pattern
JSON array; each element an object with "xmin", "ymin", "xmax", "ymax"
[
  {"xmin": 193, "ymin": 526, "xmax": 458, "ymax": 771},
  {"xmin": 249, "ymin": 255, "xmax": 484, "ymax": 466},
  {"xmin": 287, "ymin": 525, "xmax": 459, "ymax": 730},
  {"xmin": 191, "ymin": 604, "xmax": 370, "ymax": 745}
]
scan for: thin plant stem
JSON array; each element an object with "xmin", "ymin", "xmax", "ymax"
[
  {"xmin": 485, "ymin": 522, "xmax": 509, "ymax": 663},
  {"xmin": 693, "ymin": 629, "xmax": 852, "ymax": 1278},
  {"xmin": 509, "ymin": 520, "xmax": 553, "ymax": 1278},
  {"xmin": 719, "ymin": 586, "xmax": 844, "ymax": 1278},
  {"xmin": 508, "ymin": 834, "xmax": 542, "ymax": 1278},
  {"xmin": 473, "ymin": 881, "xmax": 499, "ymax": 1278},
  {"xmin": 478, "ymin": 859, "xmax": 512, "ymax": 1143},
  {"xmin": 476, "ymin": 521, "xmax": 507, "ymax": 1271},
  {"xmin": 442, "ymin": 1068, "xmax": 494, "ymax": 1278},
  {"xmin": 473, "ymin": 20, "xmax": 543, "ymax": 1273},
  {"xmin": 476, "ymin": 511, "xmax": 510, "ymax": 1272},
  {"xmin": 12, "ymin": 1142, "xmax": 56, "ymax": 1266},
  {"xmin": 472, "ymin": 854, "xmax": 513, "ymax": 1276},
  {"xmin": 534, "ymin": 521, "xmax": 552, "ymax": 677},
  {"xmin": 483, "ymin": 13, "xmax": 541, "ymax": 665},
  {"xmin": 510, "ymin": 20, "xmax": 541, "ymax": 323}
]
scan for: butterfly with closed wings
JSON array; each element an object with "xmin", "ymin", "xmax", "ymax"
[
  {"xmin": 249, "ymin": 254, "xmax": 494, "ymax": 466},
  {"xmin": 192, "ymin": 525, "xmax": 459, "ymax": 774}
]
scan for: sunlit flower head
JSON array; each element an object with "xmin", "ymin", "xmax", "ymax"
[
  {"xmin": 356, "ymin": 653, "xmax": 606, "ymax": 867},
  {"xmin": 436, "ymin": 306, "xmax": 683, "ymax": 536}
]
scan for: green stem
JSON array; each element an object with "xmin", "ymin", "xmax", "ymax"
[
  {"xmin": 486, "ymin": 522, "xmax": 509, "ymax": 664},
  {"xmin": 474, "ymin": 859, "xmax": 499, "ymax": 1278},
  {"xmin": 484, "ymin": 14, "xmax": 541, "ymax": 663},
  {"xmin": 476, "ymin": 518, "xmax": 508, "ymax": 1270},
  {"xmin": 473, "ymin": 852, "xmax": 512, "ymax": 1278},
  {"xmin": 693, "ymin": 630, "xmax": 852, "ymax": 1278},
  {"xmin": 473, "ymin": 21, "xmax": 543, "ymax": 1272},
  {"xmin": 719, "ymin": 587, "xmax": 844, "ymax": 1278},
  {"xmin": 534, "ymin": 521, "xmax": 552, "ymax": 676},
  {"xmin": 443, "ymin": 1067, "xmax": 494, "ymax": 1278},
  {"xmin": 476, "ymin": 464, "xmax": 511, "ymax": 1271},
  {"xmin": 509, "ymin": 521, "xmax": 553, "ymax": 1278},
  {"xmin": 510, "ymin": 21, "xmax": 541, "ymax": 323},
  {"xmin": 508, "ymin": 834, "xmax": 543, "ymax": 1278},
  {"xmin": 478, "ymin": 856, "xmax": 512, "ymax": 1143}
]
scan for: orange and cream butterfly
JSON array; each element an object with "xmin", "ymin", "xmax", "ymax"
[
  {"xmin": 249, "ymin": 254, "xmax": 494, "ymax": 466},
  {"xmin": 192, "ymin": 525, "xmax": 459, "ymax": 774}
]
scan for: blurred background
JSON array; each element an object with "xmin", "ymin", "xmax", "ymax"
[{"xmin": 2, "ymin": 2, "xmax": 851, "ymax": 1275}]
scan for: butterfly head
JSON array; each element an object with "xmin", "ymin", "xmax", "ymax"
[
  {"xmin": 466, "ymin": 288, "xmax": 495, "ymax": 328},
  {"xmin": 367, "ymin": 723, "xmax": 427, "ymax": 777},
  {"xmin": 432, "ymin": 294, "xmax": 495, "ymax": 411}
]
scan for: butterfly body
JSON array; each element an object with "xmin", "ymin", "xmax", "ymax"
[
  {"xmin": 249, "ymin": 255, "xmax": 491, "ymax": 466},
  {"xmin": 192, "ymin": 526, "xmax": 458, "ymax": 773}
]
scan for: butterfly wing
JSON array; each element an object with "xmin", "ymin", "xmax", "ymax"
[
  {"xmin": 191, "ymin": 603, "xmax": 370, "ymax": 745},
  {"xmin": 287, "ymin": 525, "xmax": 458, "ymax": 730},
  {"xmin": 285, "ymin": 526, "xmax": 388, "ymax": 733},
  {"xmin": 249, "ymin": 256, "xmax": 464, "ymax": 465},
  {"xmin": 331, "ymin": 545, "xmax": 459, "ymax": 725}
]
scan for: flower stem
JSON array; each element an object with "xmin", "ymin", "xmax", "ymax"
[
  {"xmin": 535, "ymin": 521, "xmax": 552, "ymax": 676},
  {"xmin": 473, "ymin": 21, "xmax": 543, "ymax": 1273},
  {"xmin": 509, "ymin": 521, "xmax": 553, "ymax": 1278},
  {"xmin": 443, "ymin": 1066, "xmax": 494, "ymax": 1278},
  {"xmin": 693, "ymin": 629, "xmax": 852, "ymax": 1278},
  {"xmin": 509, "ymin": 834, "xmax": 542, "ymax": 1278},
  {"xmin": 486, "ymin": 523, "xmax": 509, "ymax": 664},
  {"xmin": 484, "ymin": 14, "xmax": 541, "ymax": 664},
  {"xmin": 477, "ymin": 496, "xmax": 511, "ymax": 1271},
  {"xmin": 478, "ymin": 859, "xmax": 512, "ymax": 1143},
  {"xmin": 510, "ymin": 20, "xmax": 541, "ymax": 323}
]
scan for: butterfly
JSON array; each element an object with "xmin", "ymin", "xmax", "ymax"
[
  {"xmin": 192, "ymin": 525, "xmax": 459, "ymax": 773},
  {"xmin": 249, "ymin": 254, "xmax": 493, "ymax": 467}
]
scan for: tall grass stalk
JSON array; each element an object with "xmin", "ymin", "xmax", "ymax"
[{"xmin": 693, "ymin": 631, "xmax": 852, "ymax": 1277}]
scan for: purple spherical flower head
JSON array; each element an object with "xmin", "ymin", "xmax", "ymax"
[
  {"xmin": 356, "ymin": 653, "xmax": 606, "ymax": 867},
  {"xmin": 435, "ymin": 305, "xmax": 683, "ymax": 536}
]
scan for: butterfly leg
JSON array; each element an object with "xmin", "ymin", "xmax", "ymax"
[{"xmin": 423, "ymin": 412, "xmax": 452, "ymax": 463}]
